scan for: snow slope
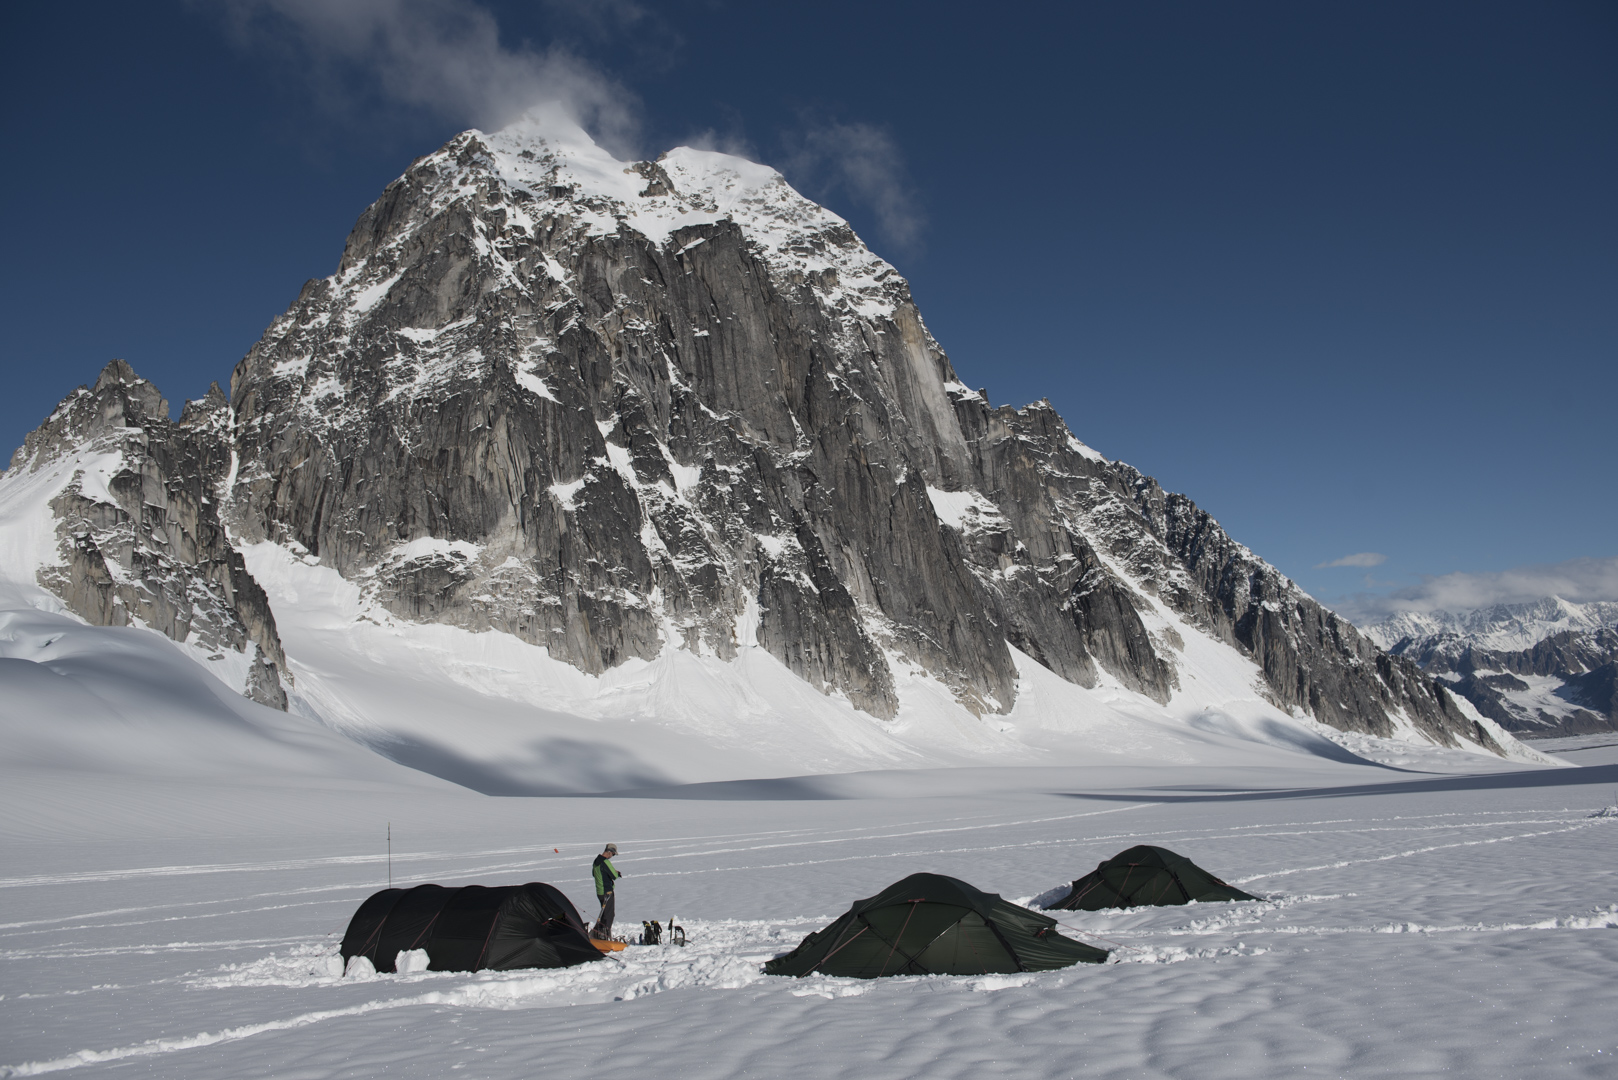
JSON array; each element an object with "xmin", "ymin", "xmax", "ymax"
[
  {"xmin": 228, "ymin": 539, "xmax": 1555, "ymax": 794},
  {"xmin": 0, "ymin": 590, "xmax": 450, "ymax": 795}
]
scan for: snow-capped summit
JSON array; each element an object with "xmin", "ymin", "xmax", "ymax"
[
  {"xmin": 481, "ymin": 106, "xmax": 894, "ymax": 304},
  {"xmin": 1363, "ymin": 596, "xmax": 1618, "ymax": 655},
  {"xmin": 1363, "ymin": 597, "xmax": 1618, "ymax": 737},
  {"xmin": 0, "ymin": 111, "xmax": 1547, "ymax": 791}
]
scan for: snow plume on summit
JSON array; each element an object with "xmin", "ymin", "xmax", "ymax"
[
  {"xmin": 214, "ymin": 0, "xmax": 637, "ymax": 145},
  {"xmin": 780, "ymin": 118, "xmax": 926, "ymax": 254}
]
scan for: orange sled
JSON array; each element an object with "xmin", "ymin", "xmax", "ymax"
[{"xmin": 590, "ymin": 938, "xmax": 627, "ymax": 952}]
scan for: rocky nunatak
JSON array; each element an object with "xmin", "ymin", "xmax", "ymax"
[{"xmin": 1, "ymin": 111, "xmax": 1499, "ymax": 751}]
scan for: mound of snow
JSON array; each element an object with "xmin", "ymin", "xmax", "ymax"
[{"xmin": 0, "ymin": 595, "xmax": 444, "ymax": 789}]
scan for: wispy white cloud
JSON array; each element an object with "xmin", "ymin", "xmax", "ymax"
[
  {"xmin": 780, "ymin": 119, "xmax": 926, "ymax": 255},
  {"xmin": 206, "ymin": 0, "xmax": 638, "ymax": 150},
  {"xmin": 1334, "ymin": 554, "xmax": 1618, "ymax": 623},
  {"xmin": 202, "ymin": 3, "xmax": 930, "ymax": 251},
  {"xmin": 1315, "ymin": 552, "xmax": 1387, "ymax": 569},
  {"xmin": 683, "ymin": 128, "xmax": 759, "ymax": 162},
  {"xmin": 537, "ymin": 0, "xmax": 655, "ymax": 42}
]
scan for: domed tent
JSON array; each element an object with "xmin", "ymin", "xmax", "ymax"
[
  {"xmin": 764, "ymin": 872, "xmax": 1108, "ymax": 978},
  {"xmin": 340, "ymin": 882, "xmax": 601, "ymax": 973},
  {"xmin": 1044, "ymin": 846, "xmax": 1260, "ymax": 911}
]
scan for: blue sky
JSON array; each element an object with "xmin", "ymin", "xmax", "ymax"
[{"xmin": 2, "ymin": 1, "xmax": 1613, "ymax": 621}]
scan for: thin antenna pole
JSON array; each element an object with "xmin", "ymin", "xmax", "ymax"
[{"xmin": 388, "ymin": 822, "xmax": 392, "ymax": 889}]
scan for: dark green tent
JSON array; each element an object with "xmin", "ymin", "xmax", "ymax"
[
  {"xmin": 764, "ymin": 872, "xmax": 1108, "ymax": 978},
  {"xmin": 1044, "ymin": 846, "xmax": 1260, "ymax": 911},
  {"xmin": 340, "ymin": 882, "xmax": 601, "ymax": 973}
]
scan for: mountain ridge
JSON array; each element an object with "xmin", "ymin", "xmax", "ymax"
[
  {"xmin": 0, "ymin": 107, "xmax": 1531, "ymax": 781},
  {"xmin": 1362, "ymin": 597, "xmax": 1618, "ymax": 737}
]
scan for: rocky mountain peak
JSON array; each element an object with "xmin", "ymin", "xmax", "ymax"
[{"xmin": 1, "ymin": 116, "xmax": 1524, "ymax": 762}]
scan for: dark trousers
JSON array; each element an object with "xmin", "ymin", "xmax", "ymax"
[{"xmin": 592, "ymin": 891, "xmax": 615, "ymax": 939}]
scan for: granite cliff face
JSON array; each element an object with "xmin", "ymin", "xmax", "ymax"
[
  {"xmin": 7, "ymin": 361, "xmax": 288, "ymax": 708},
  {"xmin": 1, "ymin": 109, "xmax": 1504, "ymax": 753}
]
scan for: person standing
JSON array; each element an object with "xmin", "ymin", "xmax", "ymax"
[{"xmin": 591, "ymin": 843, "xmax": 621, "ymax": 939}]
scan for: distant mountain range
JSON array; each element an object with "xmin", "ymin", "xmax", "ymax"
[{"xmin": 1362, "ymin": 598, "xmax": 1618, "ymax": 737}]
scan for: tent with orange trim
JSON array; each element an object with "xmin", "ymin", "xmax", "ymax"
[
  {"xmin": 1043, "ymin": 846, "xmax": 1260, "ymax": 911},
  {"xmin": 763, "ymin": 873, "xmax": 1108, "ymax": 978}
]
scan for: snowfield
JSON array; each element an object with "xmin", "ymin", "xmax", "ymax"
[{"xmin": 3, "ymin": 742, "xmax": 1616, "ymax": 1078}]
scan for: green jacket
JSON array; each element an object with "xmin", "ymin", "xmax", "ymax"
[{"xmin": 592, "ymin": 854, "xmax": 620, "ymax": 897}]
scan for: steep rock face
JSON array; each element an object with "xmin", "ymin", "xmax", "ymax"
[
  {"xmin": 206, "ymin": 110, "xmax": 1499, "ymax": 750},
  {"xmin": 941, "ymin": 395, "xmax": 1492, "ymax": 748},
  {"xmin": 4, "ymin": 109, "xmax": 1510, "ymax": 755},
  {"xmin": 1116, "ymin": 475, "xmax": 1492, "ymax": 746},
  {"xmin": 223, "ymin": 117, "xmax": 1015, "ymax": 717},
  {"xmin": 8, "ymin": 361, "xmax": 289, "ymax": 709}
]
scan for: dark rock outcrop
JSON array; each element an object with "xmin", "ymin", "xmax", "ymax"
[{"xmin": 10, "ymin": 361, "xmax": 290, "ymax": 709}]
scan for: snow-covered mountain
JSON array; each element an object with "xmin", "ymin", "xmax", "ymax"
[
  {"xmin": 1362, "ymin": 597, "xmax": 1618, "ymax": 656},
  {"xmin": 0, "ymin": 106, "xmax": 1542, "ymax": 789},
  {"xmin": 1362, "ymin": 598, "xmax": 1618, "ymax": 737}
]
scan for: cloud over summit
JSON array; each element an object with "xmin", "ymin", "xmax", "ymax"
[
  {"xmin": 780, "ymin": 119, "xmax": 927, "ymax": 255},
  {"xmin": 205, "ymin": 2, "xmax": 927, "ymax": 255},
  {"xmin": 211, "ymin": 0, "xmax": 638, "ymax": 149}
]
